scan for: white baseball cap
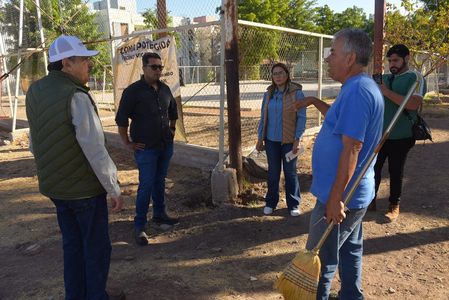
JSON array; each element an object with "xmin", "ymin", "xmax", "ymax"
[{"xmin": 48, "ymin": 35, "xmax": 99, "ymax": 62}]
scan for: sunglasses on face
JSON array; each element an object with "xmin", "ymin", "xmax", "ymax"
[{"xmin": 145, "ymin": 64, "xmax": 164, "ymax": 71}]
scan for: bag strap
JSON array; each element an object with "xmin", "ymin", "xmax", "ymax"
[
  {"xmin": 388, "ymin": 74, "xmax": 417, "ymax": 123},
  {"xmin": 402, "ymin": 108, "xmax": 414, "ymax": 123}
]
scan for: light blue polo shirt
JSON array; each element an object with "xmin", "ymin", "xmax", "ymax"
[
  {"xmin": 257, "ymin": 89, "xmax": 307, "ymax": 142},
  {"xmin": 311, "ymin": 73, "xmax": 384, "ymax": 209}
]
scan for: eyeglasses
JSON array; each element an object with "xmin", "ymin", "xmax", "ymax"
[
  {"xmin": 272, "ymin": 71, "xmax": 286, "ymax": 77},
  {"xmin": 145, "ymin": 64, "xmax": 164, "ymax": 71}
]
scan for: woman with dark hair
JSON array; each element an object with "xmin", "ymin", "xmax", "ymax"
[{"xmin": 256, "ymin": 63, "xmax": 307, "ymax": 217}]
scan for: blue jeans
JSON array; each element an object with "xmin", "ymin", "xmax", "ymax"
[
  {"xmin": 134, "ymin": 143, "xmax": 173, "ymax": 231},
  {"xmin": 306, "ymin": 201, "xmax": 367, "ymax": 300},
  {"xmin": 51, "ymin": 194, "xmax": 111, "ymax": 300},
  {"xmin": 264, "ymin": 140, "xmax": 300, "ymax": 211}
]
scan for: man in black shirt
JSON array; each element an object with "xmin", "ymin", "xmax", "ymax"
[{"xmin": 115, "ymin": 52, "xmax": 178, "ymax": 246}]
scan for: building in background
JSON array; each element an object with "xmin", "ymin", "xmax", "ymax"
[
  {"xmin": 91, "ymin": 0, "xmax": 145, "ymax": 38},
  {"xmin": 175, "ymin": 15, "xmax": 220, "ymax": 84}
]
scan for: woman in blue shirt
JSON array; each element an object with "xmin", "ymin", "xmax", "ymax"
[{"xmin": 256, "ymin": 63, "xmax": 307, "ymax": 216}]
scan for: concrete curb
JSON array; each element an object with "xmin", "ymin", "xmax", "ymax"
[{"xmin": 104, "ymin": 131, "xmax": 219, "ymax": 171}]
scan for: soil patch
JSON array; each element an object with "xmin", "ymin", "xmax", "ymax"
[{"xmin": 0, "ymin": 104, "xmax": 448, "ymax": 299}]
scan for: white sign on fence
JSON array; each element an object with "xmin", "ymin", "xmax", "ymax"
[{"xmin": 113, "ymin": 35, "xmax": 181, "ymax": 109}]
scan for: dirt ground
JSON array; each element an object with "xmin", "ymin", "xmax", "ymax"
[{"xmin": 0, "ymin": 104, "xmax": 448, "ymax": 300}]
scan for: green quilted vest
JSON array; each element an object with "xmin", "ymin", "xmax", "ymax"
[{"xmin": 26, "ymin": 71, "xmax": 106, "ymax": 200}]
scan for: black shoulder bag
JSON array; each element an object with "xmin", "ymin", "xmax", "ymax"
[
  {"xmin": 388, "ymin": 75, "xmax": 432, "ymax": 142},
  {"xmin": 403, "ymin": 109, "xmax": 432, "ymax": 141}
]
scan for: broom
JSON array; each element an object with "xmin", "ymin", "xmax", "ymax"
[{"xmin": 275, "ymin": 80, "xmax": 419, "ymax": 300}]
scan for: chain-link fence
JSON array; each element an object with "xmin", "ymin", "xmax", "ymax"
[
  {"xmin": 0, "ymin": 0, "xmax": 224, "ymax": 137},
  {"xmin": 413, "ymin": 52, "xmax": 444, "ymax": 95},
  {"xmin": 237, "ymin": 20, "xmax": 336, "ymax": 149},
  {"xmin": 0, "ymin": 0, "xmax": 339, "ymax": 150},
  {"xmin": 6, "ymin": 1, "xmax": 443, "ymax": 152}
]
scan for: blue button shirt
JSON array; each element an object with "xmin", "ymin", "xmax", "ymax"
[
  {"xmin": 258, "ymin": 89, "xmax": 307, "ymax": 142},
  {"xmin": 311, "ymin": 73, "xmax": 384, "ymax": 209}
]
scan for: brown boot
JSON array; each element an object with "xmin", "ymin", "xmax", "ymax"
[{"xmin": 385, "ymin": 204, "xmax": 400, "ymax": 222}]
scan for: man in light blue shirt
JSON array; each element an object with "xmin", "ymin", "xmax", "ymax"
[
  {"xmin": 291, "ymin": 29, "xmax": 384, "ymax": 299},
  {"xmin": 311, "ymin": 74, "xmax": 383, "ymax": 210}
]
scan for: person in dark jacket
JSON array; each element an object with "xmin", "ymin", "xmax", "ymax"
[
  {"xmin": 26, "ymin": 35, "xmax": 123, "ymax": 300},
  {"xmin": 116, "ymin": 52, "xmax": 178, "ymax": 246}
]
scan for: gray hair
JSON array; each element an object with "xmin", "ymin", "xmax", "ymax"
[{"xmin": 333, "ymin": 29, "xmax": 372, "ymax": 66}]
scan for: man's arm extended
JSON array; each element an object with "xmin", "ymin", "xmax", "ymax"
[{"xmin": 291, "ymin": 96, "xmax": 331, "ymax": 117}]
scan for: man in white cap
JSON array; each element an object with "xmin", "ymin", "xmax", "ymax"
[{"xmin": 26, "ymin": 35, "xmax": 123, "ymax": 299}]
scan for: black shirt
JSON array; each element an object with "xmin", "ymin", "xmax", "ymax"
[{"xmin": 115, "ymin": 76, "xmax": 178, "ymax": 149}]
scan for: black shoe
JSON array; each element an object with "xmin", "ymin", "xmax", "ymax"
[
  {"xmin": 152, "ymin": 214, "xmax": 179, "ymax": 226},
  {"xmin": 135, "ymin": 231, "xmax": 149, "ymax": 246}
]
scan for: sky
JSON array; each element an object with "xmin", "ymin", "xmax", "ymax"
[{"xmin": 136, "ymin": 0, "xmax": 404, "ymax": 18}]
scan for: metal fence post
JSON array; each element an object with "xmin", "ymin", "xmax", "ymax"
[
  {"xmin": 35, "ymin": 0, "xmax": 48, "ymax": 76},
  {"xmin": 12, "ymin": 0, "xmax": 24, "ymax": 133},
  {"xmin": 317, "ymin": 36, "xmax": 323, "ymax": 126},
  {"xmin": 0, "ymin": 33, "xmax": 13, "ymax": 117},
  {"xmin": 105, "ymin": 0, "xmax": 116, "ymax": 107},
  {"xmin": 218, "ymin": 4, "xmax": 226, "ymax": 172}
]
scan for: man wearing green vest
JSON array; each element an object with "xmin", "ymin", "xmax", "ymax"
[
  {"xmin": 26, "ymin": 35, "xmax": 123, "ymax": 299},
  {"xmin": 370, "ymin": 44, "xmax": 427, "ymax": 222}
]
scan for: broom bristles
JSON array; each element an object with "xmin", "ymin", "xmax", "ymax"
[{"xmin": 274, "ymin": 249, "xmax": 321, "ymax": 300}]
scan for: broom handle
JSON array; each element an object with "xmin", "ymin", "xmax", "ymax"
[{"xmin": 312, "ymin": 80, "xmax": 418, "ymax": 254}]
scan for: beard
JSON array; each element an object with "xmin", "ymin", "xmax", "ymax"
[{"xmin": 390, "ymin": 61, "xmax": 406, "ymax": 75}]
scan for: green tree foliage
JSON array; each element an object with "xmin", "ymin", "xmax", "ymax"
[
  {"xmin": 238, "ymin": 0, "xmax": 317, "ymax": 30},
  {"xmin": 237, "ymin": 0, "xmax": 318, "ymax": 79},
  {"xmin": 315, "ymin": 5, "xmax": 373, "ymax": 37},
  {"xmin": 385, "ymin": 0, "xmax": 449, "ymax": 76},
  {"xmin": 420, "ymin": 0, "xmax": 446, "ymax": 11},
  {"xmin": 238, "ymin": 0, "xmax": 291, "ymax": 26},
  {"xmin": 142, "ymin": 6, "xmax": 181, "ymax": 48},
  {"xmin": 236, "ymin": 0, "xmax": 376, "ymax": 79},
  {"xmin": 142, "ymin": 7, "xmax": 159, "ymax": 29},
  {"xmin": 315, "ymin": 5, "xmax": 338, "ymax": 34},
  {"xmin": 238, "ymin": 0, "xmax": 288, "ymax": 66},
  {"xmin": 285, "ymin": 0, "xmax": 318, "ymax": 31},
  {"xmin": 142, "ymin": 7, "xmax": 174, "ymax": 30}
]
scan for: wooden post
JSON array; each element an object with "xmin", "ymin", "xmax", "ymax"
[
  {"xmin": 223, "ymin": 0, "xmax": 243, "ymax": 191},
  {"xmin": 157, "ymin": 0, "xmax": 167, "ymax": 38},
  {"xmin": 373, "ymin": 0, "xmax": 386, "ymax": 75}
]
